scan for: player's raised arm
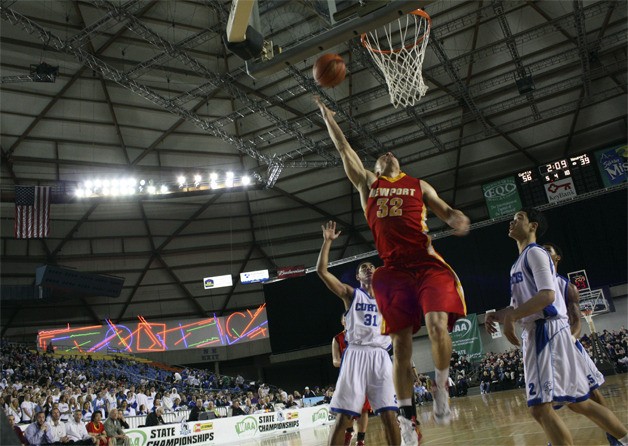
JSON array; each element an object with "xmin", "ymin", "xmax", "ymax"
[
  {"xmin": 315, "ymin": 97, "xmax": 376, "ymax": 203},
  {"xmin": 420, "ymin": 180, "xmax": 470, "ymax": 236},
  {"xmin": 316, "ymin": 221, "xmax": 354, "ymax": 308}
]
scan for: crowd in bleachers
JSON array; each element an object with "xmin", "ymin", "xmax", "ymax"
[
  {"xmin": 476, "ymin": 327, "xmax": 628, "ymax": 394},
  {"xmin": 580, "ymin": 327, "xmax": 628, "ymax": 373},
  {"xmin": 2, "ymin": 326, "xmax": 626, "ymax": 443},
  {"xmin": 1, "ymin": 341, "xmax": 338, "ymax": 444}
]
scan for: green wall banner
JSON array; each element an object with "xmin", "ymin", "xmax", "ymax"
[
  {"xmin": 451, "ymin": 313, "xmax": 483, "ymax": 362},
  {"xmin": 482, "ymin": 177, "xmax": 522, "ymax": 218}
]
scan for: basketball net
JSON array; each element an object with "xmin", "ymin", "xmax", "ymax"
[{"xmin": 361, "ymin": 9, "xmax": 431, "ymax": 108}]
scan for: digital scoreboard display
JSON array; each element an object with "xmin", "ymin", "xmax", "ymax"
[{"xmin": 515, "ymin": 153, "xmax": 602, "ymax": 207}]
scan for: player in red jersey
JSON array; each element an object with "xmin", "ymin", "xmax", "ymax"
[
  {"xmin": 332, "ymin": 317, "xmax": 371, "ymax": 446},
  {"xmin": 316, "ymin": 98, "xmax": 470, "ymax": 446}
]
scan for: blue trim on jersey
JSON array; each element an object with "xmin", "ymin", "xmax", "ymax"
[
  {"xmin": 535, "ymin": 319, "xmax": 550, "ymax": 355},
  {"xmin": 557, "ymin": 275, "xmax": 570, "ymax": 305},
  {"xmin": 543, "ymin": 305, "xmax": 558, "ymax": 318},
  {"xmin": 358, "ymin": 287, "xmax": 376, "ymax": 300},
  {"xmin": 528, "ymin": 391, "xmax": 591, "ymax": 407},
  {"xmin": 553, "ymin": 385, "xmax": 598, "ymax": 410},
  {"xmin": 575, "ymin": 339, "xmax": 584, "ymax": 353},
  {"xmin": 374, "ymin": 406, "xmax": 399, "ymax": 415},
  {"xmin": 330, "ymin": 407, "xmax": 361, "ymax": 417}
]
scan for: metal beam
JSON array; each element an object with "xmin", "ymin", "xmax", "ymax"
[
  {"xmin": 2, "ymin": 2, "xmax": 156, "ymax": 159},
  {"xmin": 116, "ymin": 192, "xmax": 225, "ymax": 321},
  {"xmin": 91, "ymin": 0, "xmax": 338, "ymax": 164},
  {"xmin": 492, "ymin": 0, "xmax": 541, "ymax": 120},
  {"xmin": 572, "ymin": 0, "xmax": 591, "ymax": 96},
  {"xmin": 245, "ymin": 0, "xmax": 435, "ymax": 78},
  {"xmin": 0, "ymin": 5, "xmax": 272, "ymax": 165}
]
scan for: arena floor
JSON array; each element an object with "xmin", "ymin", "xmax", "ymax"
[{"xmin": 234, "ymin": 374, "xmax": 628, "ymax": 446}]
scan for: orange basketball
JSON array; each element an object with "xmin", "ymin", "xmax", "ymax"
[{"xmin": 313, "ymin": 53, "xmax": 346, "ymax": 88}]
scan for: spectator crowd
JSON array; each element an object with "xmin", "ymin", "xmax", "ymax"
[{"xmin": 2, "ymin": 326, "xmax": 626, "ymax": 444}]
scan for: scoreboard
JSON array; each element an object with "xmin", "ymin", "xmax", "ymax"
[{"xmin": 515, "ymin": 153, "xmax": 602, "ymax": 207}]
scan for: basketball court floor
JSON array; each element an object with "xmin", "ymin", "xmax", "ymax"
[{"xmin": 234, "ymin": 374, "xmax": 627, "ymax": 446}]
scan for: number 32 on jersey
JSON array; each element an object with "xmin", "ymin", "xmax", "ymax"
[{"xmin": 376, "ymin": 198, "xmax": 403, "ymax": 218}]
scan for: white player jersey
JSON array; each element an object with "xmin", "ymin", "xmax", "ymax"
[
  {"xmin": 555, "ymin": 274, "xmax": 571, "ymax": 305},
  {"xmin": 344, "ymin": 288, "xmax": 392, "ymax": 350},
  {"xmin": 509, "ymin": 243, "xmax": 567, "ymax": 325}
]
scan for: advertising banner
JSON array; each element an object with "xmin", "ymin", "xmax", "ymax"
[
  {"xmin": 594, "ymin": 145, "xmax": 627, "ymax": 187},
  {"xmin": 123, "ymin": 405, "xmax": 335, "ymax": 446},
  {"xmin": 450, "ymin": 313, "xmax": 483, "ymax": 362},
  {"xmin": 240, "ymin": 269, "xmax": 269, "ymax": 284},
  {"xmin": 544, "ymin": 177, "xmax": 577, "ymax": 203},
  {"xmin": 482, "ymin": 177, "xmax": 522, "ymax": 218},
  {"xmin": 203, "ymin": 275, "xmax": 233, "ymax": 290},
  {"xmin": 277, "ymin": 265, "xmax": 306, "ymax": 279}
]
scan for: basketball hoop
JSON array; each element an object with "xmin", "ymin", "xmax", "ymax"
[{"xmin": 361, "ymin": 9, "xmax": 431, "ymax": 108}]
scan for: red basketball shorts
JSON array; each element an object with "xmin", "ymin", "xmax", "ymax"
[{"xmin": 372, "ymin": 262, "xmax": 466, "ymax": 335}]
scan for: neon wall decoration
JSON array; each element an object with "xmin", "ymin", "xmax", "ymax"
[{"xmin": 37, "ymin": 305, "xmax": 268, "ymax": 353}]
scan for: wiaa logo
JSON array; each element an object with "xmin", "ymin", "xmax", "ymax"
[{"xmin": 452, "ymin": 318, "xmax": 472, "ymax": 335}]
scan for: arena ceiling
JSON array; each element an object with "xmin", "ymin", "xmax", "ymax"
[{"xmin": 1, "ymin": 0, "xmax": 626, "ymax": 340}]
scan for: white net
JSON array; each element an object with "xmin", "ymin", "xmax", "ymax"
[{"xmin": 361, "ymin": 10, "xmax": 431, "ymax": 108}]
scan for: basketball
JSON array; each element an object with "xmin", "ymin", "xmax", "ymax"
[{"xmin": 313, "ymin": 53, "xmax": 346, "ymax": 88}]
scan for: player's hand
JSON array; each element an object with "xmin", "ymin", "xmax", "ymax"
[
  {"xmin": 484, "ymin": 312, "xmax": 498, "ymax": 334},
  {"xmin": 322, "ymin": 221, "xmax": 341, "ymax": 241},
  {"xmin": 502, "ymin": 310, "xmax": 520, "ymax": 347},
  {"xmin": 313, "ymin": 96, "xmax": 335, "ymax": 118},
  {"xmin": 448, "ymin": 210, "xmax": 470, "ymax": 236}
]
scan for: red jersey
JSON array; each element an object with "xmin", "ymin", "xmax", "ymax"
[
  {"xmin": 366, "ymin": 173, "xmax": 440, "ymax": 266},
  {"xmin": 334, "ymin": 331, "xmax": 347, "ymax": 355}
]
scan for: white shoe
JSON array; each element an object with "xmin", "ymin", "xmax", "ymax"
[
  {"xmin": 432, "ymin": 385, "xmax": 451, "ymax": 425},
  {"xmin": 398, "ymin": 415, "xmax": 421, "ymax": 446}
]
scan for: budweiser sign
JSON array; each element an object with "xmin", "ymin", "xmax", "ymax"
[{"xmin": 277, "ymin": 265, "xmax": 306, "ymax": 279}]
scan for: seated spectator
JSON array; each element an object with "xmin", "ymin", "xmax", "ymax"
[
  {"xmin": 284, "ymin": 395, "xmax": 297, "ymax": 409},
  {"xmin": 82, "ymin": 401, "xmax": 93, "ymax": 422},
  {"xmin": 187, "ymin": 403, "xmax": 200, "ymax": 421},
  {"xmin": 8, "ymin": 413, "xmax": 28, "ymax": 445},
  {"xmin": 24, "ymin": 411, "xmax": 50, "ymax": 445},
  {"xmin": 58, "ymin": 393, "xmax": 71, "ymax": 422},
  {"xmin": 86, "ymin": 411, "xmax": 108, "ymax": 446},
  {"xmin": 162, "ymin": 390, "xmax": 174, "ymax": 412},
  {"xmin": 145, "ymin": 407, "xmax": 166, "ymax": 426},
  {"xmin": 44, "ymin": 407, "xmax": 70, "ymax": 443},
  {"xmin": 231, "ymin": 400, "xmax": 246, "ymax": 417},
  {"xmin": 66, "ymin": 409, "xmax": 96, "ymax": 445},
  {"xmin": 117, "ymin": 400, "xmax": 130, "ymax": 418},
  {"xmin": 117, "ymin": 409, "xmax": 130, "ymax": 429},
  {"xmin": 7, "ymin": 398, "xmax": 21, "ymax": 423},
  {"xmin": 104, "ymin": 409, "xmax": 128, "ymax": 446},
  {"xmin": 303, "ymin": 386, "xmax": 316, "ymax": 398},
  {"xmin": 136, "ymin": 404, "xmax": 148, "ymax": 416}
]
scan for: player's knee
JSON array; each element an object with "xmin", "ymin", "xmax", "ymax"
[
  {"xmin": 566, "ymin": 400, "xmax": 588, "ymax": 414},
  {"xmin": 529, "ymin": 404, "xmax": 549, "ymax": 421},
  {"xmin": 426, "ymin": 321, "xmax": 448, "ymax": 341}
]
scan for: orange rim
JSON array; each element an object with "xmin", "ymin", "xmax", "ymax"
[{"xmin": 361, "ymin": 9, "xmax": 431, "ymax": 55}]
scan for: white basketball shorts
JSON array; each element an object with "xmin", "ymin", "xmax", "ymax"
[
  {"xmin": 574, "ymin": 337, "xmax": 604, "ymax": 390},
  {"xmin": 521, "ymin": 318, "xmax": 593, "ymax": 407},
  {"xmin": 330, "ymin": 344, "xmax": 398, "ymax": 416}
]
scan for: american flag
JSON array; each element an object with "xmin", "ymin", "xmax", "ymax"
[{"xmin": 14, "ymin": 186, "xmax": 51, "ymax": 239}]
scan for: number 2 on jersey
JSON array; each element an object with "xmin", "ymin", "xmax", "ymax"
[{"xmin": 376, "ymin": 197, "xmax": 403, "ymax": 218}]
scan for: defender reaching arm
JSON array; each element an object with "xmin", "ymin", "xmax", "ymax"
[{"xmin": 316, "ymin": 220, "xmax": 354, "ymax": 309}]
